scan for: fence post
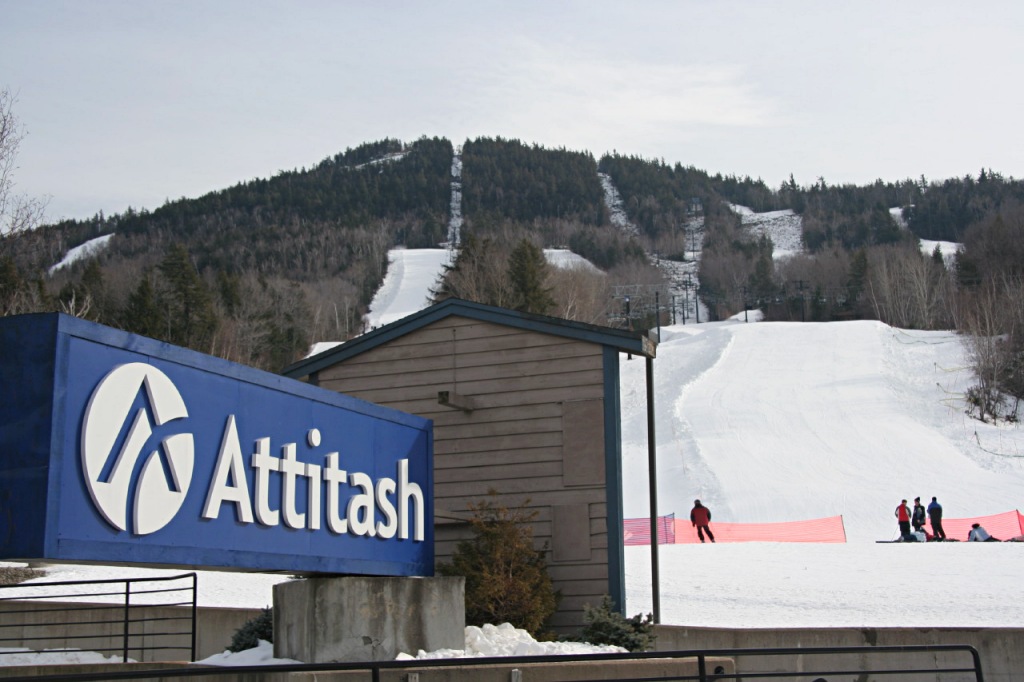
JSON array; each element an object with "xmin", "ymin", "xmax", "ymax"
[
  {"xmin": 122, "ymin": 580, "xmax": 131, "ymax": 662},
  {"xmin": 190, "ymin": 573, "xmax": 198, "ymax": 661}
]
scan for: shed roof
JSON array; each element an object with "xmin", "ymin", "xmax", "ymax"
[{"xmin": 283, "ymin": 298, "xmax": 656, "ymax": 378}]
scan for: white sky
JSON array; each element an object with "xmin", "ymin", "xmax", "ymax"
[{"xmin": 3, "ymin": 1, "xmax": 1024, "ymax": 223}]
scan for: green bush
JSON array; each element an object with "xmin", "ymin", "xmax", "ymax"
[
  {"xmin": 580, "ymin": 596, "xmax": 655, "ymax": 652},
  {"xmin": 439, "ymin": 493, "xmax": 559, "ymax": 637},
  {"xmin": 228, "ymin": 607, "xmax": 273, "ymax": 652}
]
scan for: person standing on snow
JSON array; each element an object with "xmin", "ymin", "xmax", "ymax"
[
  {"xmin": 911, "ymin": 497, "xmax": 926, "ymax": 532},
  {"xmin": 690, "ymin": 499, "xmax": 715, "ymax": 543},
  {"xmin": 927, "ymin": 496, "xmax": 946, "ymax": 540},
  {"xmin": 895, "ymin": 499, "xmax": 911, "ymax": 537}
]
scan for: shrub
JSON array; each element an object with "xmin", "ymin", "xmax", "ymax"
[
  {"xmin": 228, "ymin": 607, "xmax": 273, "ymax": 652},
  {"xmin": 0, "ymin": 566, "xmax": 41, "ymax": 585},
  {"xmin": 439, "ymin": 493, "xmax": 559, "ymax": 637},
  {"xmin": 580, "ymin": 595, "xmax": 655, "ymax": 652}
]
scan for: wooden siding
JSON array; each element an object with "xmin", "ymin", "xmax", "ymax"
[{"xmin": 314, "ymin": 315, "xmax": 614, "ymax": 633}]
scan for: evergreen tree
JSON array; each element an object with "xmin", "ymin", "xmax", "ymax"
[
  {"xmin": 0, "ymin": 256, "xmax": 24, "ymax": 314},
  {"xmin": 747, "ymin": 235, "xmax": 776, "ymax": 304},
  {"xmin": 122, "ymin": 272, "xmax": 163, "ymax": 339},
  {"xmin": 507, "ymin": 239, "xmax": 555, "ymax": 314},
  {"xmin": 847, "ymin": 248, "xmax": 868, "ymax": 306},
  {"xmin": 439, "ymin": 494, "xmax": 558, "ymax": 637},
  {"xmin": 157, "ymin": 243, "xmax": 217, "ymax": 351}
]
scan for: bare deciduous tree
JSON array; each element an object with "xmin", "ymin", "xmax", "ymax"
[
  {"xmin": 0, "ymin": 88, "xmax": 46, "ymax": 240},
  {"xmin": 549, "ymin": 265, "xmax": 610, "ymax": 325},
  {"xmin": 959, "ymin": 275, "xmax": 1024, "ymax": 421},
  {"xmin": 866, "ymin": 244, "xmax": 954, "ymax": 330}
]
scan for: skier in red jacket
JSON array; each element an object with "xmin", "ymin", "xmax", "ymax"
[
  {"xmin": 690, "ymin": 499, "xmax": 715, "ymax": 543},
  {"xmin": 895, "ymin": 499, "xmax": 911, "ymax": 537}
]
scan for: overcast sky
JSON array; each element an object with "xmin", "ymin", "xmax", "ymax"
[{"xmin": 3, "ymin": 1, "xmax": 1023, "ymax": 222}]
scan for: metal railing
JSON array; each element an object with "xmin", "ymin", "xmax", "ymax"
[
  {"xmin": 0, "ymin": 572, "xmax": 197, "ymax": 663},
  {"xmin": 0, "ymin": 642, "xmax": 984, "ymax": 681}
]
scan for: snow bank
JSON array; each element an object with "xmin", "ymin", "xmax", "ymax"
[
  {"xmin": 196, "ymin": 640, "xmax": 300, "ymax": 667},
  {"xmin": 400, "ymin": 623, "xmax": 625, "ymax": 660}
]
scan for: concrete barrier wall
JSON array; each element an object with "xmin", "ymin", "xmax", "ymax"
[
  {"xmin": 655, "ymin": 624, "xmax": 1024, "ymax": 682},
  {"xmin": 0, "ymin": 601, "xmax": 262, "ymax": 662}
]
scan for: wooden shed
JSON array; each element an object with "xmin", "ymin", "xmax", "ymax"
[{"xmin": 282, "ymin": 298, "xmax": 656, "ymax": 633}]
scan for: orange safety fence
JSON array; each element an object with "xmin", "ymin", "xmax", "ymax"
[
  {"xmin": 932, "ymin": 510, "xmax": 1024, "ymax": 542},
  {"xmin": 623, "ymin": 514, "xmax": 675, "ymax": 545},
  {"xmin": 624, "ymin": 514, "xmax": 846, "ymax": 545}
]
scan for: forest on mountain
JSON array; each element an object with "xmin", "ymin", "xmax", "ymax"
[{"xmin": 1, "ymin": 89, "xmax": 1021, "ymax": 412}]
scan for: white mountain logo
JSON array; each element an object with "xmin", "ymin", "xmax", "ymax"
[{"xmin": 81, "ymin": 363, "xmax": 194, "ymax": 535}]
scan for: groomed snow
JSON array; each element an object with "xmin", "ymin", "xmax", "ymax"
[
  {"xmin": 620, "ymin": 317, "xmax": 1024, "ymax": 627},
  {"xmin": 363, "ymin": 248, "xmax": 454, "ymax": 329}
]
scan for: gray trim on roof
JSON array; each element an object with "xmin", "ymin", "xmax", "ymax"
[{"xmin": 282, "ymin": 298, "xmax": 655, "ymax": 378}]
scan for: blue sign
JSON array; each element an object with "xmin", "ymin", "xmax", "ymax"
[{"xmin": 0, "ymin": 314, "xmax": 433, "ymax": 576}]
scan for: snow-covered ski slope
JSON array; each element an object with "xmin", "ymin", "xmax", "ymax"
[
  {"xmin": 363, "ymin": 248, "xmax": 455, "ymax": 329},
  {"xmin": 729, "ymin": 204, "xmax": 803, "ymax": 259},
  {"xmin": 619, "ymin": 318, "xmax": 1024, "ymax": 544},
  {"xmin": 362, "ymin": 247, "xmax": 599, "ymax": 329}
]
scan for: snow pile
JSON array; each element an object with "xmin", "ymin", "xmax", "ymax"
[
  {"xmin": 196, "ymin": 640, "xmax": 300, "ymax": 667},
  {"xmin": 399, "ymin": 623, "xmax": 625, "ymax": 660},
  {"xmin": 729, "ymin": 204, "xmax": 803, "ymax": 259}
]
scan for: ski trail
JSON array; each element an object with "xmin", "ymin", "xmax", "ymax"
[
  {"xmin": 598, "ymin": 170, "xmax": 708, "ymax": 324},
  {"xmin": 619, "ymin": 324, "xmax": 734, "ymax": 519},
  {"xmin": 447, "ymin": 146, "xmax": 463, "ymax": 247}
]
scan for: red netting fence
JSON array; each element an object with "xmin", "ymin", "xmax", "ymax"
[
  {"xmin": 934, "ymin": 510, "xmax": 1024, "ymax": 542},
  {"xmin": 624, "ymin": 514, "xmax": 846, "ymax": 544}
]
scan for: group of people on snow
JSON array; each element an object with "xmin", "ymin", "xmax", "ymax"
[
  {"xmin": 686, "ymin": 496, "xmax": 1005, "ymax": 544},
  {"xmin": 895, "ymin": 496, "xmax": 1000, "ymax": 542}
]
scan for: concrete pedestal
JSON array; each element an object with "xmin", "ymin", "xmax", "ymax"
[{"xmin": 273, "ymin": 576, "xmax": 465, "ymax": 663}]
